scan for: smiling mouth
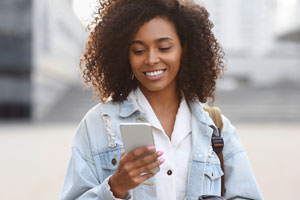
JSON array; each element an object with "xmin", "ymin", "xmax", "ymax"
[{"xmin": 143, "ymin": 69, "xmax": 166, "ymax": 77}]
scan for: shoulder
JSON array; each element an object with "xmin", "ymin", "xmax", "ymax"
[
  {"xmin": 220, "ymin": 114, "xmax": 245, "ymax": 162},
  {"xmin": 78, "ymin": 99, "xmax": 125, "ymax": 135},
  {"xmin": 80, "ymin": 99, "xmax": 122, "ymax": 137},
  {"xmin": 196, "ymin": 104, "xmax": 246, "ymax": 162},
  {"xmin": 72, "ymin": 100, "xmax": 122, "ymax": 150},
  {"xmin": 83, "ymin": 100, "xmax": 120, "ymax": 122}
]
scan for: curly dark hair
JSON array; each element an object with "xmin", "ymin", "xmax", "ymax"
[{"xmin": 81, "ymin": 0, "xmax": 225, "ymax": 103}]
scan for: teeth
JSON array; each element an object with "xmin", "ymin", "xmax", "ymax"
[{"xmin": 145, "ymin": 70, "xmax": 164, "ymax": 77}]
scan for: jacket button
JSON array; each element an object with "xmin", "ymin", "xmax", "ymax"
[
  {"xmin": 111, "ymin": 158, "xmax": 117, "ymax": 165},
  {"xmin": 167, "ymin": 170, "xmax": 172, "ymax": 175}
]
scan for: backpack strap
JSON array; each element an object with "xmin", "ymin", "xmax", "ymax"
[{"xmin": 203, "ymin": 106, "xmax": 225, "ymax": 196}]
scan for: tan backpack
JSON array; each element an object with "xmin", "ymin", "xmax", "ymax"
[{"xmin": 203, "ymin": 106, "xmax": 225, "ymax": 196}]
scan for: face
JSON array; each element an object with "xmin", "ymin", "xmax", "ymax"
[{"xmin": 129, "ymin": 17, "xmax": 182, "ymax": 95}]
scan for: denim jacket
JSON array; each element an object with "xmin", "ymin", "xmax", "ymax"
[{"xmin": 61, "ymin": 91, "xmax": 263, "ymax": 200}]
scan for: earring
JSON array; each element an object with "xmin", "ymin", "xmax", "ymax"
[{"xmin": 131, "ymin": 73, "xmax": 135, "ymax": 80}]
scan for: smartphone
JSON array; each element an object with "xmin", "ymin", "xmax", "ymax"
[{"xmin": 120, "ymin": 122, "xmax": 160, "ymax": 173}]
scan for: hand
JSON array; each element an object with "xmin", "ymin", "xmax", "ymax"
[{"xmin": 108, "ymin": 146, "xmax": 165, "ymax": 198}]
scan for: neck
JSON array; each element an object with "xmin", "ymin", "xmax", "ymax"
[{"xmin": 139, "ymin": 85, "xmax": 180, "ymax": 113}]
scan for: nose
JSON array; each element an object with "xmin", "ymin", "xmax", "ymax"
[{"xmin": 145, "ymin": 49, "xmax": 160, "ymax": 66}]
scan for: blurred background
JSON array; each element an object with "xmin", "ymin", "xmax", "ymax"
[{"xmin": 0, "ymin": 0, "xmax": 299, "ymax": 199}]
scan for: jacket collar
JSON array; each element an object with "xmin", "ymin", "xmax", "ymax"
[
  {"xmin": 188, "ymin": 100, "xmax": 217, "ymax": 127},
  {"xmin": 119, "ymin": 90, "xmax": 140, "ymax": 117},
  {"xmin": 119, "ymin": 90, "xmax": 216, "ymax": 128}
]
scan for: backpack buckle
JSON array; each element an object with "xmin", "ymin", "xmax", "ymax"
[{"xmin": 211, "ymin": 136, "xmax": 224, "ymax": 154}]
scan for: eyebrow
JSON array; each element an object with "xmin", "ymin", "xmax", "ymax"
[{"xmin": 130, "ymin": 37, "xmax": 173, "ymax": 45}]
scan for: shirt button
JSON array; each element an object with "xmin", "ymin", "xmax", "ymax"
[{"xmin": 167, "ymin": 170, "xmax": 172, "ymax": 175}]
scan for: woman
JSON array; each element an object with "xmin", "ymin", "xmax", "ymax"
[{"xmin": 61, "ymin": 0, "xmax": 263, "ymax": 199}]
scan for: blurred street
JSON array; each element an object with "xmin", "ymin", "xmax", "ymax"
[
  {"xmin": 1, "ymin": 0, "xmax": 300, "ymax": 199},
  {"xmin": 41, "ymin": 82, "xmax": 300, "ymax": 124}
]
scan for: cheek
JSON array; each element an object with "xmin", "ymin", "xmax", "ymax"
[
  {"xmin": 168, "ymin": 52, "xmax": 182, "ymax": 70},
  {"xmin": 175, "ymin": 49, "xmax": 182, "ymax": 63},
  {"xmin": 129, "ymin": 56, "xmax": 137, "ymax": 72},
  {"xmin": 129, "ymin": 55, "xmax": 142, "ymax": 72}
]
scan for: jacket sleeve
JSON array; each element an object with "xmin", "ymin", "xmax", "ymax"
[
  {"xmin": 221, "ymin": 115, "xmax": 264, "ymax": 200},
  {"xmin": 60, "ymin": 119, "xmax": 132, "ymax": 200}
]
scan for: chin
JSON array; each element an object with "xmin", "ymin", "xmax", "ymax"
[{"xmin": 140, "ymin": 82, "xmax": 169, "ymax": 93}]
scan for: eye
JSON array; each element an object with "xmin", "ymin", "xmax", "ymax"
[
  {"xmin": 159, "ymin": 47, "xmax": 172, "ymax": 51},
  {"xmin": 132, "ymin": 49, "xmax": 145, "ymax": 55}
]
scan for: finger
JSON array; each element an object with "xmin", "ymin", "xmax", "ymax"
[
  {"xmin": 119, "ymin": 152, "xmax": 126, "ymax": 160},
  {"xmin": 119, "ymin": 152, "xmax": 133, "ymax": 168},
  {"xmin": 118, "ymin": 152, "xmax": 126, "ymax": 164},
  {"xmin": 126, "ymin": 146, "xmax": 156, "ymax": 161},
  {"xmin": 135, "ymin": 171, "xmax": 156, "ymax": 183},
  {"xmin": 133, "ymin": 150, "xmax": 164, "ymax": 169},
  {"xmin": 120, "ymin": 149, "xmax": 161, "ymax": 174},
  {"xmin": 133, "ymin": 157, "xmax": 165, "ymax": 176},
  {"xmin": 119, "ymin": 146, "xmax": 157, "ymax": 170}
]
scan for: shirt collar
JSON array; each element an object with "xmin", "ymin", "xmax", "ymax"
[
  {"xmin": 135, "ymin": 87, "xmax": 192, "ymax": 134},
  {"xmin": 174, "ymin": 96, "xmax": 192, "ymax": 134},
  {"xmin": 119, "ymin": 88, "xmax": 216, "ymax": 129},
  {"xmin": 136, "ymin": 87, "xmax": 162, "ymax": 130}
]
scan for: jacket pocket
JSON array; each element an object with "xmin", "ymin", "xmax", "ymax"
[
  {"xmin": 94, "ymin": 147, "xmax": 124, "ymax": 182},
  {"xmin": 203, "ymin": 163, "xmax": 224, "ymax": 195}
]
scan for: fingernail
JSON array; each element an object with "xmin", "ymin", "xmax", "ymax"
[
  {"xmin": 148, "ymin": 146, "xmax": 155, "ymax": 151},
  {"xmin": 157, "ymin": 150, "xmax": 164, "ymax": 156},
  {"xmin": 159, "ymin": 158, "xmax": 165, "ymax": 163}
]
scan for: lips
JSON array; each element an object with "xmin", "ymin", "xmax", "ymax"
[
  {"xmin": 141, "ymin": 69, "xmax": 167, "ymax": 81},
  {"xmin": 143, "ymin": 69, "xmax": 166, "ymax": 77}
]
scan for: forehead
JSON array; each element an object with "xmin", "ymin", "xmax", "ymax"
[{"xmin": 132, "ymin": 17, "xmax": 179, "ymax": 41}]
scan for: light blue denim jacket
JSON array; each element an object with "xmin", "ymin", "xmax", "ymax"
[{"xmin": 61, "ymin": 91, "xmax": 263, "ymax": 200}]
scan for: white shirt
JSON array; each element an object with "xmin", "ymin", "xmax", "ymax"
[{"xmin": 136, "ymin": 88, "xmax": 192, "ymax": 200}]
